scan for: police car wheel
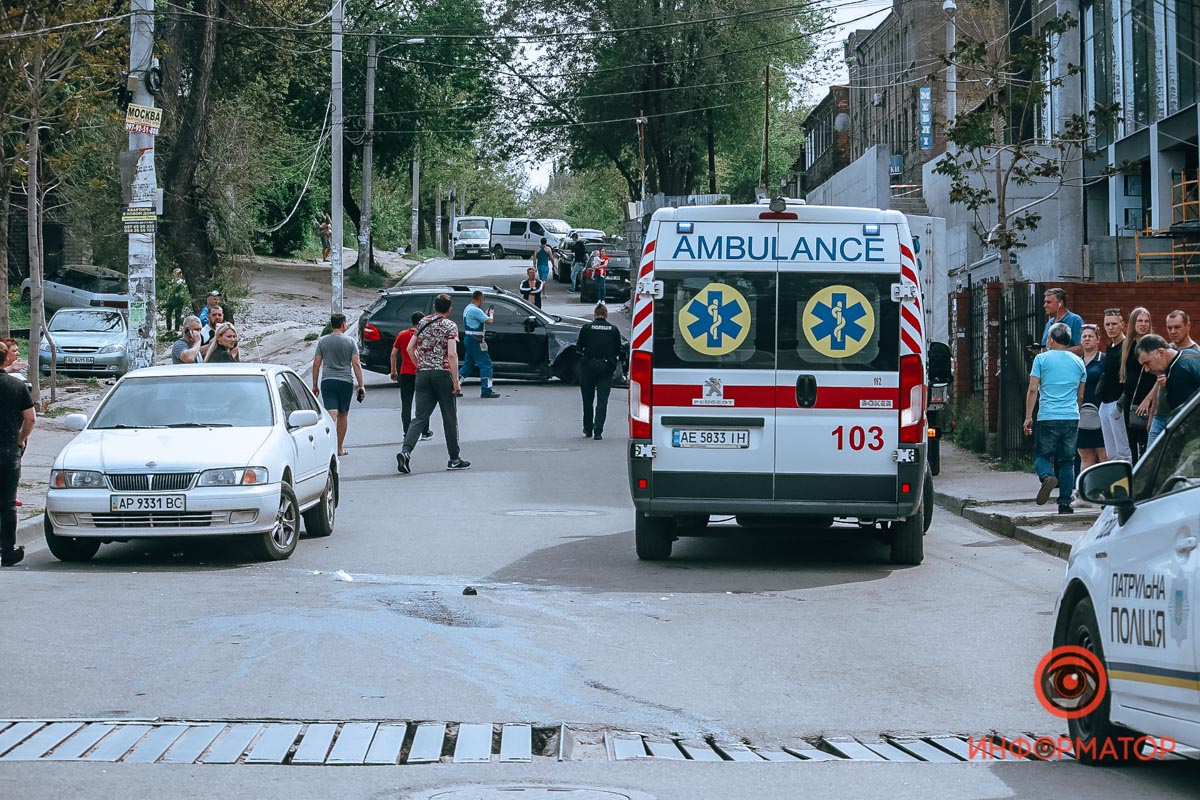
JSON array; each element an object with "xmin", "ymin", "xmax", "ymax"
[
  {"xmin": 635, "ymin": 514, "xmax": 674, "ymax": 561},
  {"xmin": 923, "ymin": 471, "xmax": 935, "ymax": 533},
  {"xmin": 889, "ymin": 510, "xmax": 924, "ymax": 565},
  {"xmin": 1066, "ymin": 596, "xmax": 1139, "ymax": 763}
]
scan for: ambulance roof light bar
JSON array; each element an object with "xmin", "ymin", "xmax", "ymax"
[{"xmin": 676, "ymin": 221, "xmax": 694, "ymax": 234}]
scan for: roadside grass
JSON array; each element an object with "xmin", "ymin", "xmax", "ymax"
[
  {"xmin": 43, "ymin": 405, "xmax": 83, "ymax": 418},
  {"xmin": 411, "ymin": 247, "xmax": 446, "ymax": 262},
  {"xmin": 947, "ymin": 395, "xmax": 985, "ymax": 453},
  {"xmin": 8, "ymin": 290, "xmax": 30, "ymax": 329},
  {"xmin": 304, "ymin": 332, "xmax": 319, "ymax": 342},
  {"xmin": 988, "ymin": 453, "xmax": 1035, "ymax": 473}
]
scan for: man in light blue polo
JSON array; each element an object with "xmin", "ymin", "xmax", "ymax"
[
  {"xmin": 1024, "ymin": 322, "xmax": 1086, "ymax": 513},
  {"xmin": 459, "ymin": 291, "xmax": 500, "ymax": 399}
]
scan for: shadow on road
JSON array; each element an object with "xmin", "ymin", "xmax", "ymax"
[{"xmin": 488, "ymin": 523, "xmax": 899, "ymax": 594}]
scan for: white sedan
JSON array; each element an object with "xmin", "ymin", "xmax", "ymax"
[
  {"xmin": 1053, "ymin": 391, "xmax": 1200, "ymax": 761},
  {"xmin": 45, "ymin": 364, "xmax": 339, "ymax": 562}
]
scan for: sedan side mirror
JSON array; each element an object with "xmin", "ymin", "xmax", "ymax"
[
  {"xmin": 523, "ymin": 315, "xmax": 540, "ymax": 333},
  {"xmin": 288, "ymin": 409, "xmax": 320, "ymax": 429},
  {"xmin": 64, "ymin": 413, "xmax": 88, "ymax": 431},
  {"xmin": 1078, "ymin": 461, "xmax": 1135, "ymax": 519}
]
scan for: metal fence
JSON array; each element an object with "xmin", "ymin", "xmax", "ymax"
[{"xmin": 998, "ymin": 282, "xmax": 1046, "ymax": 455}]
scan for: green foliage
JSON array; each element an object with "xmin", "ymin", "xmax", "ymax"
[
  {"xmin": 948, "ymin": 394, "xmax": 986, "ymax": 453},
  {"xmin": 7, "ymin": 291, "xmax": 30, "ymax": 329},
  {"xmin": 304, "ymin": 332, "xmax": 319, "ymax": 342},
  {"xmin": 529, "ymin": 167, "xmax": 628, "ymax": 232}
]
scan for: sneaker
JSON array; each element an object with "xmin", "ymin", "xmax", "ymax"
[
  {"xmin": 1057, "ymin": 504, "xmax": 1075, "ymax": 515},
  {"xmin": 583, "ymin": 430, "xmax": 593, "ymax": 438},
  {"xmin": 447, "ymin": 459, "xmax": 471, "ymax": 471},
  {"xmin": 481, "ymin": 392, "xmax": 501, "ymax": 399},
  {"xmin": 1035, "ymin": 476, "xmax": 1058, "ymax": 505},
  {"xmin": 593, "ymin": 433, "xmax": 603, "ymax": 441},
  {"xmin": 396, "ymin": 450, "xmax": 411, "ymax": 474},
  {"xmin": 420, "ymin": 430, "xmax": 434, "ymax": 441},
  {"xmin": 1, "ymin": 546, "xmax": 25, "ymax": 567}
]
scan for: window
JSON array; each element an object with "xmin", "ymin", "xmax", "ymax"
[
  {"xmin": 507, "ymin": 221, "xmax": 527, "ymax": 236},
  {"xmin": 379, "ymin": 297, "xmax": 428, "ymax": 322},
  {"xmin": 276, "ymin": 374, "xmax": 302, "ymax": 418},
  {"xmin": 529, "ymin": 221, "xmax": 544, "ymax": 236},
  {"xmin": 91, "ymin": 376, "xmax": 274, "ymax": 429},
  {"xmin": 1134, "ymin": 398, "xmax": 1200, "ymax": 500},
  {"xmin": 284, "ymin": 373, "xmax": 321, "ymax": 413},
  {"xmin": 652, "ymin": 271, "xmax": 776, "ymax": 370},
  {"xmin": 1179, "ymin": 0, "xmax": 1200, "ymax": 109},
  {"xmin": 1037, "ymin": 32, "xmax": 1061, "ymax": 142},
  {"xmin": 777, "ymin": 273, "xmax": 899, "ymax": 372}
]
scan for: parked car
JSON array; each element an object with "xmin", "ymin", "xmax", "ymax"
[
  {"xmin": 38, "ymin": 307, "xmax": 129, "ymax": 377},
  {"xmin": 579, "ymin": 247, "xmax": 632, "ymax": 304},
  {"xmin": 44, "ymin": 364, "xmax": 339, "ymax": 562},
  {"xmin": 569, "ymin": 228, "xmax": 607, "ymax": 243},
  {"xmin": 358, "ymin": 285, "xmax": 627, "ymax": 384},
  {"xmin": 489, "ymin": 218, "xmax": 572, "ymax": 259},
  {"xmin": 452, "ymin": 228, "xmax": 493, "ymax": 259},
  {"xmin": 21, "ymin": 264, "xmax": 129, "ymax": 312}
]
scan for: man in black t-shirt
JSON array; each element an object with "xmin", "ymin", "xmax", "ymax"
[
  {"xmin": 576, "ymin": 303, "xmax": 622, "ymax": 440},
  {"xmin": 569, "ymin": 234, "xmax": 589, "ymax": 292},
  {"xmin": 0, "ymin": 340, "xmax": 36, "ymax": 566},
  {"xmin": 1098, "ymin": 308, "xmax": 1131, "ymax": 461}
]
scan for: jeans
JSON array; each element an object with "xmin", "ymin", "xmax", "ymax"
[
  {"xmin": 1034, "ymin": 419, "xmax": 1079, "ymax": 505},
  {"xmin": 1146, "ymin": 415, "xmax": 1167, "ymax": 450},
  {"xmin": 595, "ymin": 275, "xmax": 607, "ymax": 303},
  {"xmin": 580, "ymin": 359, "xmax": 613, "ymax": 435},
  {"xmin": 1099, "ymin": 400, "xmax": 1131, "ymax": 461},
  {"xmin": 402, "ymin": 370, "xmax": 460, "ymax": 460},
  {"xmin": 459, "ymin": 334, "xmax": 494, "ymax": 395},
  {"xmin": 398, "ymin": 373, "xmax": 428, "ymax": 436},
  {"xmin": 571, "ymin": 261, "xmax": 585, "ymax": 291},
  {"xmin": 1, "ymin": 462, "xmax": 20, "ymax": 554}
]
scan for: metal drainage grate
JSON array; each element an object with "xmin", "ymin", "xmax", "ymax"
[{"xmin": 3, "ymin": 720, "xmax": 1196, "ymax": 766}]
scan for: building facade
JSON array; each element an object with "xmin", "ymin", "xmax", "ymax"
[{"xmin": 801, "ymin": 85, "xmax": 852, "ymax": 192}]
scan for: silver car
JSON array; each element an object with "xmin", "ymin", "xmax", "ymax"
[
  {"xmin": 38, "ymin": 308, "xmax": 129, "ymax": 377},
  {"xmin": 21, "ymin": 264, "xmax": 130, "ymax": 312}
]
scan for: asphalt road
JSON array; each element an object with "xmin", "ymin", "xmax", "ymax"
[{"xmin": 4, "ymin": 256, "xmax": 1196, "ymax": 798}]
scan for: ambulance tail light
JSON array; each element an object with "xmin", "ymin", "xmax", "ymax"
[
  {"xmin": 630, "ymin": 350, "xmax": 653, "ymax": 440},
  {"xmin": 899, "ymin": 354, "xmax": 925, "ymax": 443}
]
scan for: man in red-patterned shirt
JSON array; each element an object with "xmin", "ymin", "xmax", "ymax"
[
  {"xmin": 397, "ymin": 294, "xmax": 470, "ymax": 473},
  {"xmin": 390, "ymin": 311, "xmax": 432, "ymax": 441}
]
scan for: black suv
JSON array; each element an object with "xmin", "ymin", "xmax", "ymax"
[{"xmin": 358, "ymin": 285, "xmax": 628, "ymax": 383}]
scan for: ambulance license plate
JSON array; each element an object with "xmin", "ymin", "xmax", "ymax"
[
  {"xmin": 672, "ymin": 429, "xmax": 749, "ymax": 448},
  {"xmin": 110, "ymin": 494, "xmax": 186, "ymax": 512}
]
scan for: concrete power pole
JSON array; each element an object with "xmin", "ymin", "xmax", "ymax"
[
  {"xmin": 410, "ymin": 143, "xmax": 420, "ymax": 253},
  {"xmin": 359, "ymin": 34, "xmax": 376, "ymax": 276},
  {"xmin": 126, "ymin": 0, "xmax": 158, "ymax": 370},
  {"xmin": 330, "ymin": 0, "xmax": 344, "ymax": 313}
]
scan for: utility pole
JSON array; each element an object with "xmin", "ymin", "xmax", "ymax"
[
  {"xmin": 358, "ymin": 34, "xmax": 376, "ymax": 276},
  {"xmin": 330, "ymin": 0, "xmax": 344, "ymax": 313},
  {"xmin": 636, "ymin": 110, "xmax": 647, "ymax": 208},
  {"xmin": 762, "ymin": 65, "xmax": 771, "ymax": 190},
  {"xmin": 944, "ymin": 0, "xmax": 957, "ymax": 124},
  {"xmin": 434, "ymin": 183, "xmax": 443, "ymax": 253},
  {"xmin": 410, "ymin": 142, "xmax": 420, "ymax": 253},
  {"xmin": 126, "ymin": 0, "xmax": 157, "ymax": 371}
]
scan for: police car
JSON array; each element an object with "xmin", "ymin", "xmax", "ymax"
[
  {"xmin": 1052, "ymin": 390, "xmax": 1200, "ymax": 760},
  {"xmin": 627, "ymin": 199, "xmax": 931, "ymax": 564}
]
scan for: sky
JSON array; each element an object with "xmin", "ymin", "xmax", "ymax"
[{"xmin": 525, "ymin": 1, "xmax": 895, "ymax": 192}]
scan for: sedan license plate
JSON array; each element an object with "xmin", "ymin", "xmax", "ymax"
[
  {"xmin": 672, "ymin": 428, "xmax": 750, "ymax": 448},
  {"xmin": 110, "ymin": 494, "xmax": 186, "ymax": 512},
  {"xmin": 63, "ymin": 356, "xmax": 94, "ymax": 365}
]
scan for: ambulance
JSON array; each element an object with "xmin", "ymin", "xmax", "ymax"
[
  {"xmin": 626, "ymin": 199, "xmax": 931, "ymax": 564},
  {"xmin": 1051, "ymin": 391, "xmax": 1200, "ymax": 761}
]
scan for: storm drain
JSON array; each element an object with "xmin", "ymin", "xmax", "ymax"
[{"xmin": 2, "ymin": 719, "xmax": 1196, "ymax": 766}]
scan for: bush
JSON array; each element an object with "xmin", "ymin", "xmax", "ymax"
[{"xmin": 948, "ymin": 394, "xmax": 986, "ymax": 453}]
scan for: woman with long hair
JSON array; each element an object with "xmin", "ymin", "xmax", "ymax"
[
  {"xmin": 1076, "ymin": 325, "xmax": 1107, "ymax": 469},
  {"xmin": 205, "ymin": 323, "xmax": 240, "ymax": 363},
  {"xmin": 1119, "ymin": 307, "xmax": 1155, "ymax": 461}
]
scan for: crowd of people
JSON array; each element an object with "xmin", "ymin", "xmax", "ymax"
[{"xmin": 1025, "ymin": 288, "xmax": 1200, "ymax": 512}]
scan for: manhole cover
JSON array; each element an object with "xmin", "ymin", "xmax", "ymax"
[
  {"xmin": 504, "ymin": 510, "xmax": 600, "ymax": 517},
  {"xmin": 506, "ymin": 447, "xmax": 571, "ymax": 453},
  {"xmin": 405, "ymin": 787, "xmax": 651, "ymax": 800}
]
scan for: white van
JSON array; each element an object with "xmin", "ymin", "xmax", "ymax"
[
  {"xmin": 490, "ymin": 218, "xmax": 572, "ymax": 259},
  {"xmin": 627, "ymin": 200, "xmax": 930, "ymax": 564},
  {"xmin": 455, "ymin": 216, "xmax": 491, "ymax": 234}
]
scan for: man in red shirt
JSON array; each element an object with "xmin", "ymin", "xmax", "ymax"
[{"xmin": 390, "ymin": 311, "xmax": 432, "ymax": 440}]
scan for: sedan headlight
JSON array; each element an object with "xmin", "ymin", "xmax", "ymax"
[
  {"xmin": 97, "ymin": 343, "xmax": 125, "ymax": 354},
  {"xmin": 197, "ymin": 467, "xmax": 269, "ymax": 487},
  {"xmin": 39, "ymin": 340, "xmax": 51, "ymax": 353},
  {"xmin": 51, "ymin": 470, "xmax": 106, "ymax": 489}
]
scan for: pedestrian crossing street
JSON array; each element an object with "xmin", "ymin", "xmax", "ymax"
[{"xmin": 7, "ymin": 718, "xmax": 1193, "ymax": 766}]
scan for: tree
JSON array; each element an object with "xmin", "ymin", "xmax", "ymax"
[{"xmin": 934, "ymin": 12, "xmax": 1119, "ymax": 281}]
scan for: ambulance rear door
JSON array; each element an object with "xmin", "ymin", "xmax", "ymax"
[
  {"xmin": 649, "ymin": 220, "xmax": 779, "ymax": 504},
  {"xmin": 773, "ymin": 222, "xmax": 902, "ymax": 505}
]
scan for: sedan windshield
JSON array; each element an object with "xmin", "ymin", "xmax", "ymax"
[
  {"xmin": 575, "ymin": 229, "xmax": 605, "ymax": 240},
  {"xmin": 458, "ymin": 229, "xmax": 489, "ymax": 240},
  {"xmin": 49, "ymin": 310, "xmax": 124, "ymax": 333},
  {"xmin": 91, "ymin": 375, "xmax": 274, "ymax": 429}
]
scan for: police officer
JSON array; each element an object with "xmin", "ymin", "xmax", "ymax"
[{"xmin": 576, "ymin": 303, "xmax": 622, "ymax": 440}]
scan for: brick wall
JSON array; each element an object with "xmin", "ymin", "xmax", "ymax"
[{"xmin": 1050, "ymin": 282, "xmax": 1200, "ymax": 330}]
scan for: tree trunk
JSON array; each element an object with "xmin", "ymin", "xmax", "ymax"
[
  {"xmin": 0, "ymin": 175, "xmax": 11, "ymax": 338},
  {"xmin": 26, "ymin": 92, "xmax": 44, "ymax": 403}
]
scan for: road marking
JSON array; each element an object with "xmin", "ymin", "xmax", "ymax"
[
  {"xmin": 408, "ymin": 723, "xmax": 447, "ymax": 763},
  {"xmin": 453, "ymin": 723, "xmax": 492, "ymax": 763}
]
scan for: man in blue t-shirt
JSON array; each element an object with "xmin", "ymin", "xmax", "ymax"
[
  {"xmin": 459, "ymin": 291, "xmax": 500, "ymax": 399},
  {"xmin": 1025, "ymin": 322, "xmax": 1086, "ymax": 513},
  {"xmin": 1038, "ymin": 287, "xmax": 1083, "ymax": 355}
]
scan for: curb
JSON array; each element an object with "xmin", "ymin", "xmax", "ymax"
[
  {"xmin": 15, "ymin": 513, "xmax": 43, "ymax": 549},
  {"xmin": 933, "ymin": 490, "xmax": 1075, "ymax": 561}
]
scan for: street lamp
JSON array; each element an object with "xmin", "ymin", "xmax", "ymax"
[{"xmin": 943, "ymin": 0, "xmax": 957, "ymax": 125}]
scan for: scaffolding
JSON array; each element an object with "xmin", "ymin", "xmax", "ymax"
[{"xmin": 1134, "ymin": 170, "xmax": 1200, "ymax": 281}]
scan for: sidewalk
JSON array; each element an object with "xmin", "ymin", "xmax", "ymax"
[{"xmin": 933, "ymin": 442, "xmax": 1099, "ymax": 559}]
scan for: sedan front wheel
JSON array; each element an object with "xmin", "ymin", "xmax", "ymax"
[
  {"xmin": 252, "ymin": 483, "xmax": 300, "ymax": 560},
  {"xmin": 44, "ymin": 516, "xmax": 100, "ymax": 562}
]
